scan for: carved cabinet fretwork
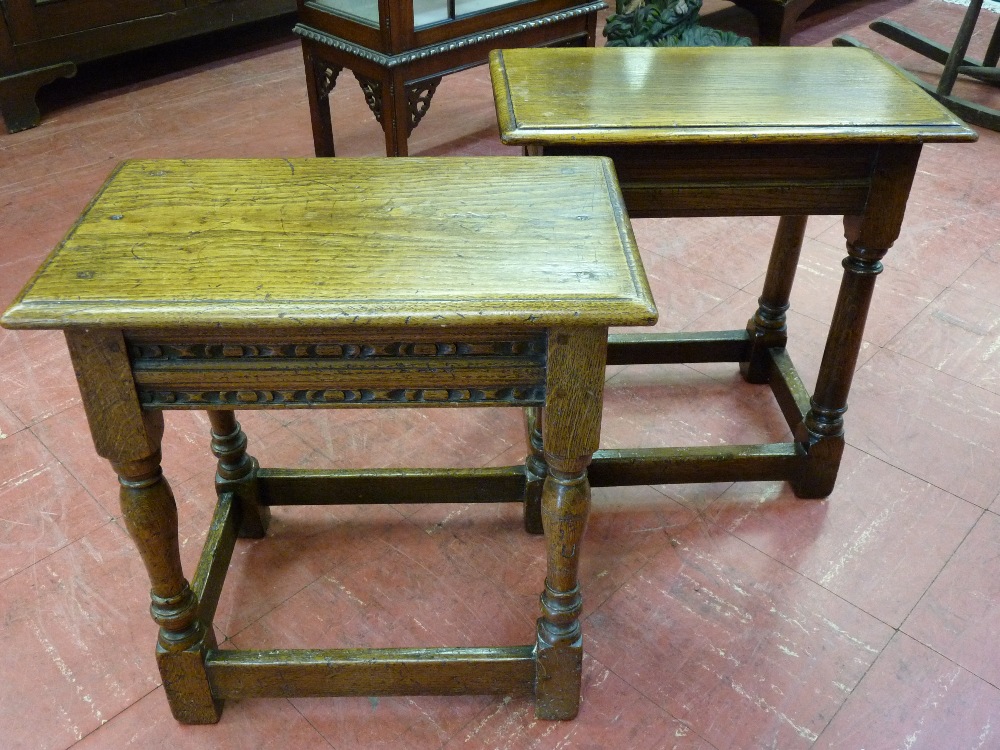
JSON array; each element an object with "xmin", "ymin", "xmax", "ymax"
[{"xmin": 295, "ymin": 0, "xmax": 605, "ymax": 156}]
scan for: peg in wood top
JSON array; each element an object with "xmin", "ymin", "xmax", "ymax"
[
  {"xmin": 490, "ymin": 46, "xmax": 978, "ymax": 146},
  {"xmin": 1, "ymin": 157, "xmax": 656, "ymax": 332}
]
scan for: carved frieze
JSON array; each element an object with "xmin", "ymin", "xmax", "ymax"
[
  {"xmin": 292, "ymin": 3, "xmax": 606, "ymax": 68},
  {"xmin": 129, "ymin": 339, "xmax": 545, "ymax": 361},
  {"xmin": 129, "ymin": 336, "xmax": 547, "ymax": 408},
  {"xmin": 138, "ymin": 386, "xmax": 545, "ymax": 408}
]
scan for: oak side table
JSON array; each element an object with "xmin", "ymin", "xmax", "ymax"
[
  {"xmin": 0, "ymin": 157, "xmax": 656, "ymax": 722},
  {"xmin": 490, "ymin": 46, "xmax": 977, "ymax": 500}
]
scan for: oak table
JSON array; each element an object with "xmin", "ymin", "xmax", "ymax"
[
  {"xmin": 490, "ymin": 46, "xmax": 977, "ymax": 499},
  {"xmin": 0, "ymin": 157, "xmax": 656, "ymax": 722}
]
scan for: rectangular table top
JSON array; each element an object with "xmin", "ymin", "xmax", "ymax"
[
  {"xmin": 490, "ymin": 46, "xmax": 978, "ymax": 146},
  {"xmin": 1, "ymin": 158, "xmax": 656, "ymax": 331}
]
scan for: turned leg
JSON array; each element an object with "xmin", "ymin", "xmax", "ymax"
[
  {"xmin": 792, "ymin": 145, "xmax": 921, "ymax": 498},
  {"xmin": 115, "ymin": 441, "xmax": 221, "ymax": 724},
  {"xmin": 792, "ymin": 218, "xmax": 883, "ymax": 497},
  {"xmin": 741, "ymin": 215, "xmax": 808, "ymax": 384},
  {"xmin": 534, "ymin": 327, "xmax": 607, "ymax": 719},
  {"xmin": 301, "ymin": 42, "xmax": 342, "ymax": 157},
  {"xmin": 522, "ymin": 407, "xmax": 546, "ymax": 535},
  {"xmin": 208, "ymin": 410, "xmax": 269, "ymax": 538},
  {"xmin": 535, "ymin": 456, "xmax": 590, "ymax": 719},
  {"xmin": 64, "ymin": 330, "xmax": 221, "ymax": 723}
]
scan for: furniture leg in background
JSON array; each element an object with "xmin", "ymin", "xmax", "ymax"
[
  {"xmin": 490, "ymin": 45, "xmax": 977, "ymax": 502},
  {"xmin": 727, "ymin": 0, "xmax": 819, "ymax": 45}
]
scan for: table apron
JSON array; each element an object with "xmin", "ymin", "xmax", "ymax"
[
  {"xmin": 541, "ymin": 142, "xmax": 882, "ymax": 217},
  {"xmin": 126, "ymin": 330, "xmax": 548, "ymax": 409},
  {"xmin": 619, "ymin": 180, "xmax": 871, "ymax": 217}
]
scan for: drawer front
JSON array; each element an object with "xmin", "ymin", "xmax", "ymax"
[{"xmin": 3, "ymin": 0, "xmax": 185, "ymax": 44}]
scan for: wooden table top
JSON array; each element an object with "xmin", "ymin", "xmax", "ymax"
[
  {"xmin": 490, "ymin": 47, "xmax": 979, "ymax": 146},
  {"xmin": 1, "ymin": 158, "xmax": 656, "ymax": 331}
]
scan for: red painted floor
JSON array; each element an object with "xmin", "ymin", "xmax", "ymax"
[{"xmin": 2, "ymin": 1, "xmax": 999, "ymax": 747}]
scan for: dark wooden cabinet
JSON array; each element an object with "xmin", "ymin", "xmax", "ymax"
[
  {"xmin": 727, "ymin": 0, "xmax": 817, "ymax": 45},
  {"xmin": 0, "ymin": 0, "xmax": 297, "ymax": 133},
  {"xmin": 296, "ymin": 0, "xmax": 602, "ymax": 156}
]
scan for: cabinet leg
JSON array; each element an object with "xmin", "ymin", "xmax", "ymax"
[
  {"xmin": 535, "ymin": 457, "xmax": 590, "ymax": 720},
  {"xmin": 0, "ymin": 63, "xmax": 76, "ymax": 133},
  {"xmin": 383, "ymin": 71, "xmax": 409, "ymax": 157},
  {"xmin": 301, "ymin": 43, "xmax": 340, "ymax": 157},
  {"xmin": 731, "ymin": 0, "xmax": 806, "ymax": 45}
]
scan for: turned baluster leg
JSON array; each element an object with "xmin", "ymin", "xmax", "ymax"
[
  {"xmin": 208, "ymin": 410, "xmax": 269, "ymax": 538},
  {"xmin": 792, "ymin": 144, "xmax": 922, "ymax": 498},
  {"xmin": 741, "ymin": 214, "xmax": 808, "ymax": 384},
  {"xmin": 116, "ymin": 446, "xmax": 222, "ymax": 723},
  {"xmin": 534, "ymin": 327, "xmax": 606, "ymax": 720},
  {"xmin": 65, "ymin": 330, "xmax": 221, "ymax": 723},
  {"xmin": 535, "ymin": 456, "xmax": 590, "ymax": 719},
  {"xmin": 522, "ymin": 406, "xmax": 546, "ymax": 534}
]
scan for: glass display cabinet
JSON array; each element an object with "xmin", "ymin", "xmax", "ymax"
[{"xmin": 294, "ymin": 0, "xmax": 605, "ymax": 156}]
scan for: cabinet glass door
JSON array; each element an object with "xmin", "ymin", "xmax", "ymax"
[
  {"xmin": 453, "ymin": 0, "xmax": 527, "ymax": 17},
  {"xmin": 312, "ymin": 0, "xmax": 380, "ymax": 25},
  {"xmin": 414, "ymin": 0, "xmax": 449, "ymax": 26},
  {"xmin": 307, "ymin": 0, "xmax": 536, "ymax": 31},
  {"xmin": 413, "ymin": 0, "xmax": 532, "ymax": 28}
]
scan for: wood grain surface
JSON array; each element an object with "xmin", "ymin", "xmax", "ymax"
[
  {"xmin": 491, "ymin": 46, "xmax": 979, "ymax": 145},
  {"xmin": 1, "ymin": 157, "xmax": 656, "ymax": 330}
]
